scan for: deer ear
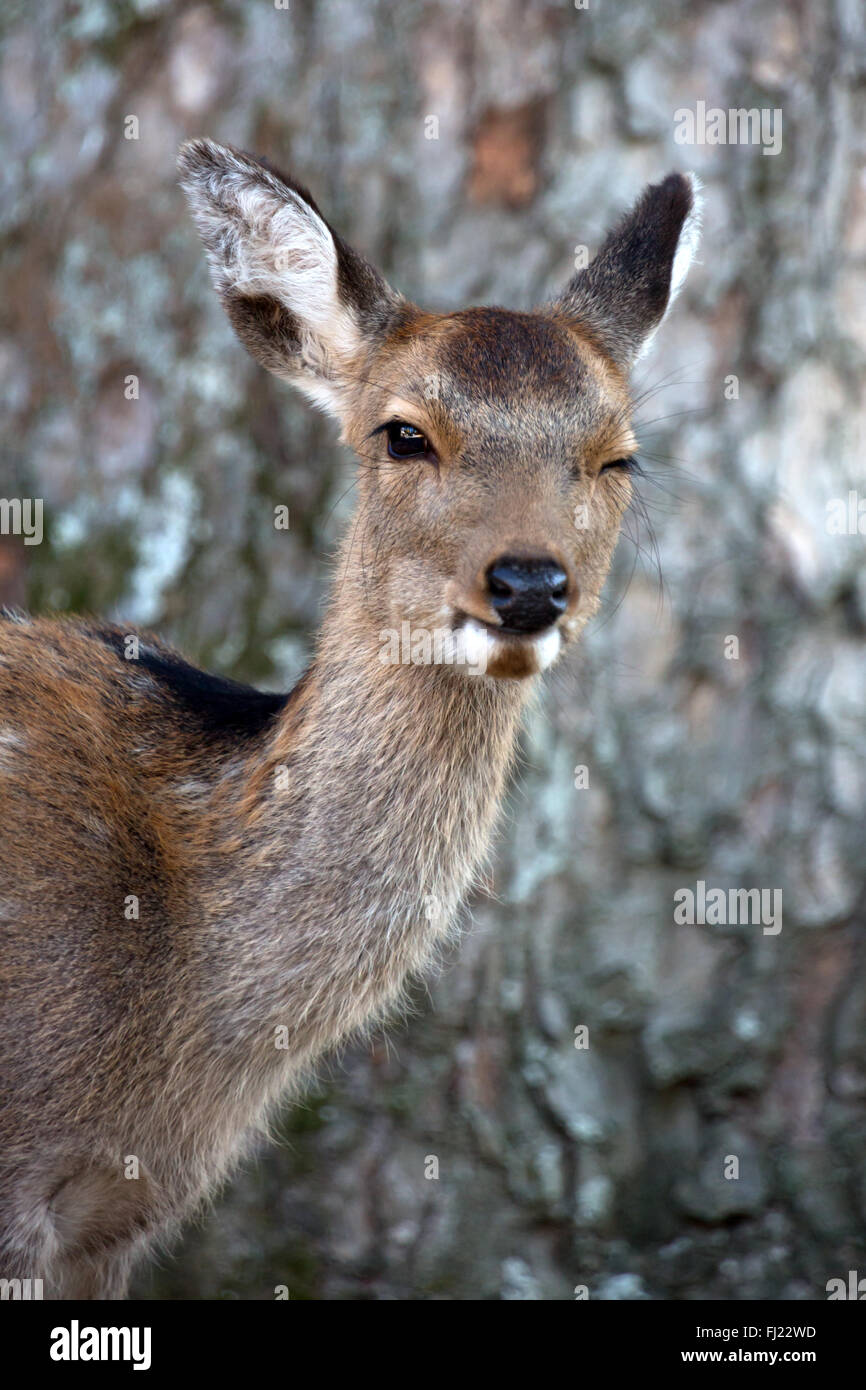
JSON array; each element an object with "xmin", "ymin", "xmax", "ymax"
[
  {"xmin": 554, "ymin": 172, "xmax": 702, "ymax": 369},
  {"xmin": 178, "ymin": 139, "xmax": 403, "ymax": 415}
]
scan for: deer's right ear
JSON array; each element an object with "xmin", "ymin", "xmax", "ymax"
[
  {"xmin": 178, "ymin": 139, "xmax": 403, "ymax": 416},
  {"xmin": 553, "ymin": 172, "xmax": 702, "ymax": 370}
]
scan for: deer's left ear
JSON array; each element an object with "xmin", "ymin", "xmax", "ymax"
[
  {"xmin": 552, "ymin": 172, "xmax": 702, "ymax": 369},
  {"xmin": 178, "ymin": 138, "xmax": 404, "ymax": 416}
]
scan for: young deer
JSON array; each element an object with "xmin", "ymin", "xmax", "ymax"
[{"xmin": 0, "ymin": 140, "xmax": 701, "ymax": 1299}]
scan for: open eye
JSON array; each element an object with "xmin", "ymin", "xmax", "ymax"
[
  {"xmin": 600, "ymin": 455, "xmax": 637, "ymax": 475},
  {"xmin": 386, "ymin": 421, "xmax": 430, "ymax": 459}
]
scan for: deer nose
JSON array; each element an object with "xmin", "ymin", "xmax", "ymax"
[{"xmin": 485, "ymin": 555, "xmax": 570, "ymax": 634}]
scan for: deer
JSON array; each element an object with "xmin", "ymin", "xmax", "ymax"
[{"xmin": 0, "ymin": 139, "xmax": 701, "ymax": 1299}]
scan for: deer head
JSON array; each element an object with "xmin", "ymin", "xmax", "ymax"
[{"xmin": 179, "ymin": 140, "xmax": 701, "ymax": 680}]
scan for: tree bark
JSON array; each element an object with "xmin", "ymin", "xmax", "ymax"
[{"xmin": 2, "ymin": 0, "xmax": 865, "ymax": 1299}]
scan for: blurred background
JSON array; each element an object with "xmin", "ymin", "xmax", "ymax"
[{"xmin": 2, "ymin": 0, "xmax": 866, "ymax": 1300}]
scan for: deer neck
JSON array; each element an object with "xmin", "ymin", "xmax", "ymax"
[
  {"xmin": 273, "ymin": 596, "xmax": 529, "ymax": 922},
  {"xmin": 206, "ymin": 571, "xmax": 531, "ymax": 1069}
]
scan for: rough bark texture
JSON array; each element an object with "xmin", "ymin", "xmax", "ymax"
[{"xmin": 2, "ymin": 0, "xmax": 866, "ymax": 1299}]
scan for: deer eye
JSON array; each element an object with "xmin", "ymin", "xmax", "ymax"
[
  {"xmin": 386, "ymin": 421, "xmax": 429, "ymax": 458},
  {"xmin": 600, "ymin": 455, "xmax": 637, "ymax": 474}
]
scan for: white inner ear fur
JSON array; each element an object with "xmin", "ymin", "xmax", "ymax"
[
  {"xmin": 634, "ymin": 171, "xmax": 703, "ymax": 362},
  {"xmin": 668, "ymin": 172, "xmax": 703, "ymax": 306},
  {"xmin": 229, "ymin": 179, "xmax": 360, "ymax": 357},
  {"xmin": 183, "ymin": 150, "xmax": 361, "ymax": 410}
]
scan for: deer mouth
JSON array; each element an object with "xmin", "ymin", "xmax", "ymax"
[{"xmin": 455, "ymin": 615, "xmax": 562, "ymax": 679}]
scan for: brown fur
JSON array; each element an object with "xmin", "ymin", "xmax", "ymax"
[{"xmin": 0, "ymin": 143, "xmax": 700, "ymax": 1297}]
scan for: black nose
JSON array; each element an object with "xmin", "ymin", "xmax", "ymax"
[{"xmin": 485, "ymin": 555, "xmax": 569, "ymax": 634}]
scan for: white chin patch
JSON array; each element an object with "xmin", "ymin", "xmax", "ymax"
[
  {"xmin": 457, "ymin": 618, "xmax": 562, "ymax": 677},
  {"xmin": 437, "ymin": 619, "xmax": 492, "ymax": 675},
  {"xmin": 532, "ymin": 626, "xmax": 562, "ymax": 671}
]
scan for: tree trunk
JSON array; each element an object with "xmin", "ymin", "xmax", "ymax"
[{"xmin": 2, "ymin": 0, "xmax": 865, "ymax": 1299}]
